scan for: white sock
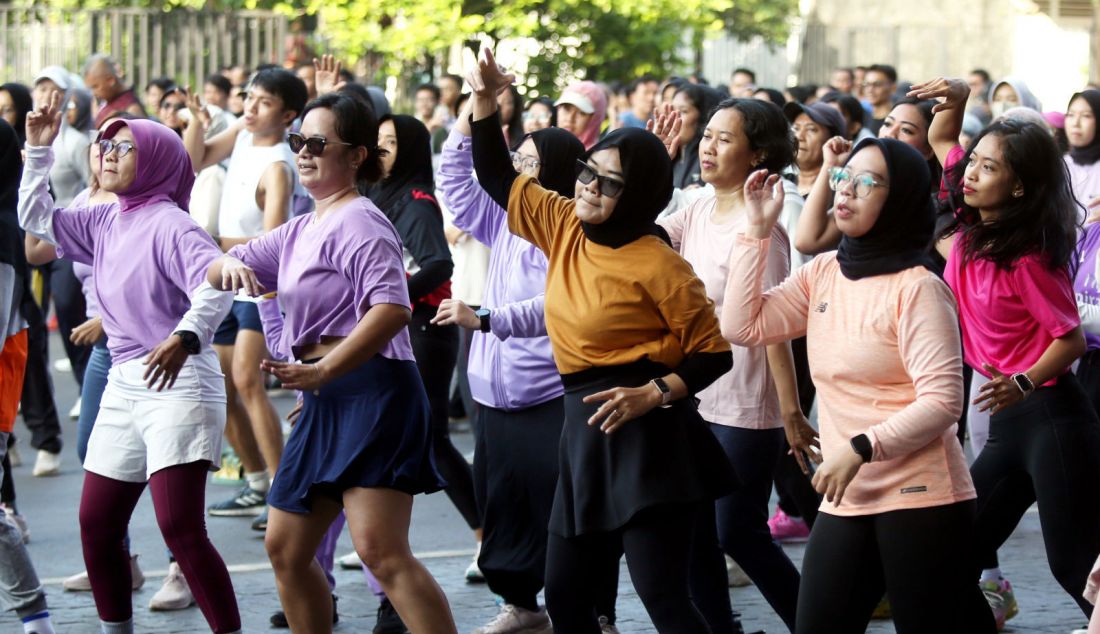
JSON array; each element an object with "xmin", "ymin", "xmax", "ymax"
[
  {"xmin": 100, "ymin": 618, "xmax": 133, "ymax": 634},
  {"xmin": 21, "ymin": 611, "xmax": 54, "ymax": 634},
  {"xmin": 980, "ymin": 567, "xmax": 1002, "ymax": 583},
  {"xmin": 246, "ymin": 470, "xmax": 270, "ymax": 493}
]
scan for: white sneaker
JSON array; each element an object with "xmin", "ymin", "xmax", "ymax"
[
  {"xmin": 8, "ymin": 443, "xmax": 20, "ymax": 467},
  {"xmin": 68, "ymin": 398, "xmax": 81, "ymax": 420},
  {"xmin": 32, "ymin": 450, "xmax": 60, "ymax": 477},
  {"xmin": 52, "ymin": 358, "xmax": 72, "ymax": 373},
  {"xmin": 599, "ymin": 616, "xmax": 620, "ymax": 634},
  {"xmin": 149, "ymin": 562, "xmax": 194, "ymax": 611},
  {"xmin": 338, "ymin": 551, "xmax": 361, "ymax": 570},
  {"xmin": 473, "ymin": 604, "xmax": 551, "ymax": 634},
  {"xmin": 726, "ymin": 555, "xmax": 752, "ymax": 587},
  {"xmin": 1, "ymin": 504, "xmax": 29, "ymax": 543},
  {"xmin": 465, "ymin": 542, "xmax": 485, "ymax": 582}
]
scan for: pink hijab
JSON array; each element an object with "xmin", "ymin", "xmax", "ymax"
[
  {"xmin": 101, "ymin": 118, "xmax": 195, "ymax": 214},
  {"xmin": 562, "ymin": 81, "xmax": 608, "ymax": 149}
]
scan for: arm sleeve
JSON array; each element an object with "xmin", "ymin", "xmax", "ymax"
[
  {"xmin": 864, "ymin": 277, "xmax": 965, "ymax": 461},
  {"xmin": 489, "ymin": 294, "xmax": 548, "ymax": 340},
  {"xmin": 721, "ymin": 234, "xmax": 812, "ymax": 346},
  {"xmin": 1012, "ymin": 257, "xmax": 1081, "ymax": 339},
  {"xmin": 437, "ymin": 130, "xmax": 504, "ymax": 246},
  {"xmin": 469, "ymin": 112, "xmax": 518, "ymax": 210},
  {"xmin": 397, "ymin": 199, "xmax": 454, "ymax": 302},
  {"xmin": 225, "ymin": 223, "xmax": 290, "ymax": 292},
  {"xmin": 173, "ymin": 281, "xmax": 234, "ymax": 348},
  {"xmin": 505, "ymin": 175, "xmax": 574, "ymax": 254},
  {"xmin": 655, "ymin": 204, "xmax": 689, "ymax": 251},
  {"xmin": 342, "ymin": 236, "xmax": 413, "ymax": 313},
  {"xmin": 168, "ymin": 228, "xmax": 235, "ymax": 347},
  {"xmin": 655, "ymin": 275, "xmax": 734, "ymax": 394},
  {"xmin": 19, "ymin": 146, "xmax": 111, "ymax": 265},
  {"xmin": 257, "ymin": 296, "xmax": 288, "ymax": 361}
]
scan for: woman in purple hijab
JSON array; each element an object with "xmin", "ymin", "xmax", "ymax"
[{"xmin": 18, "ymin": 91, "xmax": 241, "ymax": 634}]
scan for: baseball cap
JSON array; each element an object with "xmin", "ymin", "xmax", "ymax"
[{"xmin": 783, "ymin": 101, "xmax": 847, "ymax": 140}]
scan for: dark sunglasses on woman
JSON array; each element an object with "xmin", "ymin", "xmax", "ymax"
[
  {"xmin": 287, "ymin": 132, "xmax": 354, "ymax": 156},
  {"xmin": 575, "ymin": 160, "xmax": 625, "ymax": 198}
]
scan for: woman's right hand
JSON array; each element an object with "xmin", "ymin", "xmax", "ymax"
[
  {"xmin": 70, "ymin": 316, "xmax": 104, "ymax": 347},
  {"xmin": 25, "ymin": 90, "xmax": 63, "ymax": 148},
  {"xmin": 821, "ymin": 136, "xmax": 852, "ymax": 171},
  {"xmin": 783, "ymin": 411, "xmax": 822, "ymax": 475},
  {"xmin": 314, "ymin": 55, "xmax": 347, "ymax": 96},
  {"xmin": 646, "ymin": 103, "xmax": 682, "ymax": 160},
  {"xmin": 908, "ymin": 77, "xmax": 969, "ymax": 114},
  {"xmin": 219, "ymin": 256, "xmax": 265, "ymax": 297},
  {"xmin": 465, "ymin": 47, "xmax": 516, "ymax": 100},
  {"xmin": 743, "ymin": 169, "xmax": 785, "ymax": 240}
]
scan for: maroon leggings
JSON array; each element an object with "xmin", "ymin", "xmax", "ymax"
[{"xmin": 79, "ymin": 461, "xmax": 241, "ymax": 633}]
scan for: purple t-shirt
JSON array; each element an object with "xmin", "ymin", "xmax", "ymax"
[
  {"xmin": 53, "ymin": 199, "xmax": 225, "ymax": 364},
  {"xmin": 1075, "ymin": 223, "xmax": 1100, "ymax": 351},
  {"xmin": 228, "ymin": 197, "xmax": 415, "ymax": 362}
]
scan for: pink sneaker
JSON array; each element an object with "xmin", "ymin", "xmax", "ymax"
[{"xmin": 768, "ymin": 508, "xmax": 810, "ymax": 543}]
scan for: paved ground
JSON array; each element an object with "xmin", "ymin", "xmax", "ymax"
[{"xmin": 0, "ymin": 334, "xmax": 1090, "ymax": 632}]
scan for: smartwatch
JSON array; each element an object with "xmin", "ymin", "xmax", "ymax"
[
  {"xmin": 1010, "ymin": 372, "xmax": 1035, "ymax": 398},
  {"xmin": 850, "ymin": 433, "xmax": 872, "ymax": 463},
  {"xmin": 650, "ymin": 377, "xmax": 672, "ymax": 406},
  {"xmin": 173, "ymin": 330, "xmax": 201, "ymax": 355},
  {"xmin": 474, "ymin": 308, "xmax": 491, "ymax": 333}
]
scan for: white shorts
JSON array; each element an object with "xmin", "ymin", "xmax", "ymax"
[{"xmin": 83, "ymin": 354, "xmax": 226, "ymax": 483}]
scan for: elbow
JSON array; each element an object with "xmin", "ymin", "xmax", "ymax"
[
  {"xmin": 206, "ymin": 260, "xmax": 223, "ymax": 290},
  {"xmin": 720, "ymin": 317, "xmax": 757, "ymax": 348}
]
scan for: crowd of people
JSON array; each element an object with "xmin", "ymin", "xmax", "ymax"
[{"xmin": 1, "ymin": 41, "xmax": 1100, "ymax": 634}]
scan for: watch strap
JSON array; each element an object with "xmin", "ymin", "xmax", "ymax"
[
  {"xmin": 651, "ymin": 377, "xmax": 672, "ymax": 405},
  {"xmin": 475, "ymin": 309, "xmax": 491, "ymax": 333},
  {"xmin": 172, "ymin": 330, "xmax": 201, "ymax": 355},
  {"xmin": 850, "ymin": 433, "xmax": 873, "ymax": 463}
]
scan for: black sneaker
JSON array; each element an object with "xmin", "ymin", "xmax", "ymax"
[
  {"xmin": 373, "ymin": 598, "xmax": 408, "ymax": 634},
  {"xmin": 208, "ymin": 485, "xmax": 266, "ymax": 517},
  {"xmin": 270, "ymin": 594, "xmax": 338, "ymax": 628},
  {"xmin": 251, "ymin": 507, "xmax": 269, "ymax": 532}
]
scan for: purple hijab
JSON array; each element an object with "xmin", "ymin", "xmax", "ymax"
[{"xmin": 102, "ymin": 119, "xmax": 195, "ymax": 214}]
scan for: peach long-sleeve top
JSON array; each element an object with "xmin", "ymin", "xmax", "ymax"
[{"xmin": 722, "ymin": 235, "xmax": 975, "ymax": 516}]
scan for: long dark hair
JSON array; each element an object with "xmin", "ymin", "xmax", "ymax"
[{"xmin": 940, "ymin": 119, "xmax": 1080, "ymax": 271}]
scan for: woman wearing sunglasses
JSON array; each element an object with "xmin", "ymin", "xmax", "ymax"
[
  {"xmin": 206, "ymin": 91, "xmax": 455, "ymax": 634},
  {"xmin": 466, "ymin": 49, "xmax": 735, "ymax": 633},
  {"xmin": 19, "ymin": 93, "xmax": 242, "ymax": 633},
  {"xmin": 722, "ymin": 137, "xmax": 995, "ymax": 633}
]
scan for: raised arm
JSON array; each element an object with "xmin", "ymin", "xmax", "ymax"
[
  {"xmin": 182, "ymin": 87, "xmax": 245, "ymax": 173},
  {"xmin": 467, "ymin": 47, "xmax": 520, "ymax": 210},
  {"xmin": 437, "ymin": 98, "xmax": 505, "ymax": 246},
  {"xmin": 19, "ymin": 92, "xmax": 64, "ymax": 244},
  {"xmin": 909, "ymin": 77, "xmax": 968, "ymax": 168},
  {"xmin": 793, "ymin": 136, "xmax": 848, "ymax": 255}
]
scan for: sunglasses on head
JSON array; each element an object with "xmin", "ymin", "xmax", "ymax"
[
  {"xmin": 287, "ymin": 132, "xmax": 354, "ymax": 156},
  {"xmin": 575, "ymin": 160, "xmax": 625, "ymax": 198}
]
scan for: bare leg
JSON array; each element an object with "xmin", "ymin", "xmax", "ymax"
[
  {"xmin": 232, "ymin": 331, "xmax": 283, "ymax": 473},
  {"xmin": 265, "ymin": 500, "xmax": 343, "ymax": 634},
  {"xmin": 215, "ymin": 343, "xmax": 265, "ymax": 474},
  {"xmin": 343, "ymin": 487, "xmax": 457, "ymax": 634}
]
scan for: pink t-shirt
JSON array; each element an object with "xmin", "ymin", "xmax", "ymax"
[
  {"xmin": 659, "ymin": 198, "xmax": 789, "ymax": 429},
  {"xmin": 944, "ymin": 237, "xmax": 1079, "ymax": 385}
]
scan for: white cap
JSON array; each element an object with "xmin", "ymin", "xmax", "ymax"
[{"xmin": 555, "ymin": 90, "xmax": 595, "ymax": 114}]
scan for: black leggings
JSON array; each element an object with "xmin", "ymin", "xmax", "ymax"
[
  {"xmin": 972, "ymin": 373, "xmax": 1100, "ymax": 616},
  {"xmin": 797, "ymin": 501, "xmax": 995, "ymax": 634},
  {"xmin": 410, "ymin": 306, "xmax": 480, "ymax": 530},
  {"xmin": 546, "ymin": 503, "xmax": 708, "ymax": 633},
  {"xmin": 775, "ymin": 336, "xmax": 820, "ymax": 525}
]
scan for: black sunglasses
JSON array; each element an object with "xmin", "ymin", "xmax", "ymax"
[
  {"xmin": 287, "ymin": 132, "xmax": 354, "ymax": 156},
  {"xmin": 575, "ymin": 160, "xmax": 625, "ymax": 198}
]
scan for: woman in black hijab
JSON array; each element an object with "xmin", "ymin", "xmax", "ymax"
[
  {"xmin": 365, "ymin": 114, "xmax": 483, "ymax": 553},
  {"xmin": 0, "ymin": 83, "xmax": 32, "ymax": 144},
  {"xmin": 467, "ymin": 48, "xmax": 735, "ymax": 633},
  {"xmin": 1065, "ymin": 89, "xmax": 1100, "ymax": 212},
  {"xmin": 723, "ymin": 137, "xmax": 995, "ymax": 633}
]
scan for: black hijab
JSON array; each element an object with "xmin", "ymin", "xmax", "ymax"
[
  {"xmin": 367, "ymin": 114, "xmax": 435, "ymax": 214},
  {"xmin": 0, "ymin": 83, "xmax": 32, "ymax": 145},
  {"xmin": 520, "ymin": 127, "xmax": 586, "ymax": 198},
  {"xmin": 836, "ymin": 138, "xmax": 936, "ymax": 280},
  {"xmin": 1070, "ymin": 90, "xmax": 1100, "ymax": 166},
  {"xmin": 0, "ymin": 119, "xmax": 25, "ymax": 273},
  {"xmin": 580, "ymin": 127, "xmax": 673, "ymax": 248}
]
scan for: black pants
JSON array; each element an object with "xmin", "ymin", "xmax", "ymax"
[
  {"xmin": 709, "ymin": 425, "xmax": 799, "ymax": 631},
  {"xmin": 18, "ymin": 280, "xmax": 62, "ymax": 454},
  {"xmin": 688, "ymin": 497, "xmax": 739, "ymax": 634},
  {"xmin": 450, "ymin": 314, "xmax": 478, "ymax": 427},
  {"xmin": 775, "ymin": 336, "xmax": 820, "ymax": 524},
  {"xmin": 546, "ymin": 503, "xmax": 709, "ymax": 633},
  {"xmin": 410, "ymin": 305, "xmax": 479, "ymax": 530},
  {"xmin": 46, "ymin": 259, "xmax": 91, "ymax": 387},
  {"xmin": 473, "ymin": 398, "xmax": 563, "ymax": 611},
  {"xmin": 1, "ymin": 435, "xmax": 14, "ymax": 508},
  {"xmin": 797, "ymin": 501, "xmax": 995, "ymax": 634},
  {"xmin": 1076, "ymin": 349, "xmax": 1100, "ymax": 417},
  {"xmin": 972, "ymin": 373, "xmax": 1100, "ymax": 616}
]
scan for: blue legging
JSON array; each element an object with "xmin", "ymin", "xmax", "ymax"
[{"xmin": 76, "ymin": 339, "xmax": 111, "ymax": 465}]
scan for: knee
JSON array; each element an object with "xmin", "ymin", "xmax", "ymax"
[
  {"xmin": 156, "ymin": 511, "xmax": 206, "ymax": 554},
  {"xmin": 355, "ymin": 535, "xmax": 408, "ymax": 584},
  {"xmin": 265, "ymin": 530, "xmax": 313, "ymax": 574},
  {"xmin": 231, "ymin": 363, "xmax": 264, "ymax": 399}
]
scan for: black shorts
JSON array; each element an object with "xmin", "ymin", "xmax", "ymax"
[{"xmin": 212, "ymin": 300, "xmax": 264, "ymax": 346}]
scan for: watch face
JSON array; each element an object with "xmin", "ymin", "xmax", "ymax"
[{"xmin": 1013, "ymin": 374, "xmax": 1034, "ymax": 392}]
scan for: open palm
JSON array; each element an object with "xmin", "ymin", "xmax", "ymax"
[{"xmin": 744, "ymin": 169, "xmax": 785, "ymax": 239}]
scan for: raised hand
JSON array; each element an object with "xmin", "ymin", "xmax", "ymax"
[
  {"xmin": 908, "ymin": 77, "xmax": 969, "ymax": 114},
  {"xmin": 822, "ymin": 136, "xmax": 852, "ymax": 170},
  {"xmin": 465, "ymin": 47, "xmax": 516, "ymax": 99},
  {"xmin": 25, "ymin": 90, "xmax": 63, "ymax": 147},
  {"xmin": 314, "ymin": 54, "xmax": 347, "ymax": 96},
  {"xmin": 180, "ymin": 86, "xmax": 211, "ymax": 131},
  {"xmin": 743, "ymin": 169, "xmax": 785, "ymax": 240},
  {"xmin": 646, "ymin": 103, "xmax": 682, "ymax": 160}
]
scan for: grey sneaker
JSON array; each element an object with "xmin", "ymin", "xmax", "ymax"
[
  {"xmin": 599, "ymin": 616, "xmax": 620, "ymax": 634},
  {"xmin": 149, "ymin": 562, "xmax": 194, "ymax": 611},
  {"xmin": 207, "ymin": 485, "xmax": 266, "ymax": 517},
  {"xmin": 473, "ymin": 604, "xmax": 551, "ymax": 634}
]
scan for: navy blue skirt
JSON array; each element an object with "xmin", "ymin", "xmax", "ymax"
[{"xmin": 268, "ymin": 356, "xmax": 446, "ymax": 514}]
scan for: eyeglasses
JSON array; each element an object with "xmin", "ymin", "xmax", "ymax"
[
  {"xmin": 828, "ymin": 166, "xmax": 886, "ymax": 199},
  {"xmin": 287, "ymin": 132, "xmax": 354, "ymax": 156},
  {"xmin": 575, "ymin": 160, "xmax": 625, "ymax": 198},
  {"xmin": 861, "ymin": 81, "xmax": 888, "ymax": 89},
  {"xmin": 510, "ymin": 151, "xmax": 540, "ymax": 173},
  {"xmin": 98, "ymin": 139, "xmax": 136, "ymax": 159},
  {"xmin": 522, "ymin": 112, "xmax": 551, "ymax": 123}
]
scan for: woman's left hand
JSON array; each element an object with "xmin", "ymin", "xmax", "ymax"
[
  {"xmin": 645, "ymin": 103, "xmax": 682, "ymax": 160},
  {"xmin": 811, "ymin": 448, "xmax": 863, "ymax": 505},
  {"xmin": 313, "ymin": 54, "xmax": 347, "ymax": 96},
  {"xmin": 583, "ymin": 385, "xmax": 662, "ymax": 434},
  {"xmin": 973, "ymin": 363, "xmax": 1026, "ymax": 414},
  {"xmin": 261, "ymin": 359, "xmax": 329, "ymax": 392}
]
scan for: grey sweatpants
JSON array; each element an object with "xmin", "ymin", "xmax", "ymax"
[{"xmin": 0, "ymin": 431, "xmax": 47, "ymax": 619}]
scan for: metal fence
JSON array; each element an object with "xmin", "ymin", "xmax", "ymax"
[{"xmin": 1, "ymin": 6, "xmax": 287, "ymax": 92}]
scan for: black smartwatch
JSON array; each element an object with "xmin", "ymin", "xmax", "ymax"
[
  {"xmin": 1010, "ymin": 372, "xmax": 1035, "ymax": 398},
  {"xmin": 850, "ymin": 433, "xmax": 873, "ymax": 463},
  {"xmin": 173, "ymin": 330, "xmax": 201, "ymax": 355},
  {"xmin": 650, "ymin": 377, "xmax": 672, "ymax": 406},
  {"xmin": 474, "ymin": 308, "xmax": 491, "ymax": 333}
]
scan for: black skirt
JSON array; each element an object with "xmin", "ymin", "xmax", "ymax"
[{"xmin": 550, "ymin": 360, "xmax": 738, "ymax": 538}]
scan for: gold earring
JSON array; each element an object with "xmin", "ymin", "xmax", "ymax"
[{"xmin": 1013, "ymin": 190, "xmax": 1024, "ymax": 197}]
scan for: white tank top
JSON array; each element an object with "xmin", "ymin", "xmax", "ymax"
[{"xmin": 218, "ymin": 131, "xmax": 304, "ymax": 238}]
